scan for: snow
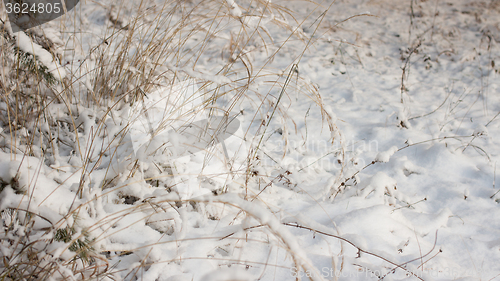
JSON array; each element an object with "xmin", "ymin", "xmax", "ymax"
[
  {"xmin": 13, "ymin": 30, "xmax": 67, "ymax": 80},
  {"xmin": 375, "ymin": 146, "xmax": 399, "ymax": 163},
  {"xmin": 200, "ymin": 268, "xmax": 254, "ymax": 281},
  {"xmin": 225, "ymin": 0, "xmax": 243, "ymax": 18},
  {"xmin": 2, "ymin": 0, "xmax": 500, "ymax": 280}
]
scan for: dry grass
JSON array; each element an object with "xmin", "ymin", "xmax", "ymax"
[{"xmin": 0, "ymin": 0, "xmax": 345, "ymax": 280}]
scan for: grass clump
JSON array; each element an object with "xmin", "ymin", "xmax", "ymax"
[{"xmin": 0, "ymin": 0, "xmax": 343, "ymax": 279}]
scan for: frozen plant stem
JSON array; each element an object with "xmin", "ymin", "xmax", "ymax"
[
  {"xmin": 400, "ymin": 40, "xmax": 422, "ymax": 103},
  {"xmin": 332, "ymin": 134, "xmax": 474, "ymax": 198},
  {"xmin": 250, "ymin": 64, "xmax": 298, "ymax": 162},
  {"xmin": 283, "ymin": 223, "xmax": 434, "ymax": 281}
]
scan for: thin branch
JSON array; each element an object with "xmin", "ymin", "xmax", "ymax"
[{"xmin": 283, "ymin": 223, "xmax": 429, "ymax": 281}]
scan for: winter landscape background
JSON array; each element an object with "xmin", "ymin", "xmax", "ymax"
[{"xmin": 1, "ymin": 0, "xmax": 500, "ymax": 280}]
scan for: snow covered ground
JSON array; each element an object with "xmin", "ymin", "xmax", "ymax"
[{"xmin": 1, "ymin": 0, "xmax": 500, "ymax": 280}]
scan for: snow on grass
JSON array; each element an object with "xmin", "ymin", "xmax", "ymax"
[
  {"xmin": 1, "ymin": 0, "xmax": 500, "ymax": 280},
  {"xmin": 12, "ymin": 30, "xmax": 66, "ymax": 80}
]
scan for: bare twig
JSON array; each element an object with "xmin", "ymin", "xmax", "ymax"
[{"xmin": 284, "ymin": 223, "xmax": 430, "ymax": 281}]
